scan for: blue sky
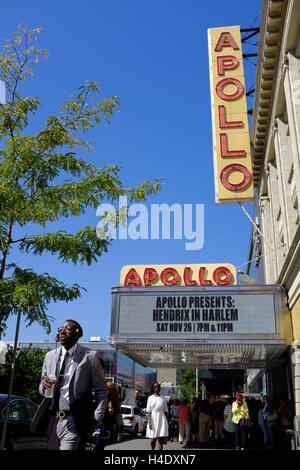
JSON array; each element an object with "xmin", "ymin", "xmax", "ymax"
[{"xmin": 2, "ymin": 0, "xmax": 261, "ymax": 342}]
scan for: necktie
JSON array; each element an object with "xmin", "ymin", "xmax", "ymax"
[{"xmin": 52, "ymin": 351, "xmax": 69, "ymax": 410}]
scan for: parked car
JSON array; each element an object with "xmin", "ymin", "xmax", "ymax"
[
  {"xmin": 0, "ymin": 394, "xmax": 47, "ymax": 450},
  {"xmin": 121, "ymin": 404, "xmax": 147, "ymax": 436}
]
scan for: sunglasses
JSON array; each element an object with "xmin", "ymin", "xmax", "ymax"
[{"xmin": 57, "ymin": 326, "xmax": 75, "ymax": 333}]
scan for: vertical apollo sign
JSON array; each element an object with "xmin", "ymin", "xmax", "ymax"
[{"xmin": 208, "ymin": 26, "xmax": 254, "ymax": 203}]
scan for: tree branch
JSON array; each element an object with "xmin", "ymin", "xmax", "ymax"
[{"xmin": 10, "ymin": 237, "xmax": 27, "ymax": 244}]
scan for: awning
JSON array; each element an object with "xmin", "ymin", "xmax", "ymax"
[{"xmin": 111, "ymin": 339, "xmax": 287, "ymax": 369}]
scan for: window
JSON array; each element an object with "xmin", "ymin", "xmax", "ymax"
[
  {"xmin": 7, "ymin": 400, "xmax": 27, "ymax": 421},
  {"xmin": 277, "ymin": 207, "xmax": 281, "ymax": 222},
  {"xmin": 121, "ymin": 407, "xmax": 131, "ymax": 415},
  {"xmin": 294, "ymin": 197, "xmax": 299, "ymax": 225},
  {"xmin": 288, "ymin": 164, "xmax": 294, "ymax": 184}
]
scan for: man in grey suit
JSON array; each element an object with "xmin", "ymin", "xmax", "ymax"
[{"xmin": 34, "ymin": 319, "xmax": 108, "ymax": 450}]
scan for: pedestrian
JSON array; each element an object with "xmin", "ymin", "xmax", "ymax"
[
  {"xmin": 232, "ymin": 393, "xmax": 249, "ymax": 450},
  {"xmin": 198, "ymin": 399, "xmax": 213, "ymax": 446},
  {"xmin": 99, "ymin": 356, "xmax": 124, "ymax": 446},
  {"xmin": 178, "ymin": 399, "xmax": 192, "ymax": 445},
  {"xmin": 258, "ymin": 401, "xmax": 268, "ymax": 446},
  {"xmin": 223, "ymin": 397, "xmax": 235, "ymax": 448},
  {"xmin": 277, "ymin": 399, "xmax": 293, "ymax": 448},
  {"xmin": 190, "ymin": 397, "xmax": 200, "ymax": 443},
  {"xmin": 167, "ymin": 399, "xmax": 174, "ymax": 440},
  {"xmin": 214, "ymin": 400, "xmax": 225, "ymax": 444},
  {"xmin": 262, "ymin": 395, "xmax": 277, "ymax": 449},
  {"xmin": 146, "ymin": 382, "xmax": 168, "ymax": 451},
  {"xmin": 208, "ymin": 394, "xmax": 217, "ymax": 443},
  {"xmin": 247, "ymin": 399, "xmax": 261, "ymax": 448},
  {"xmin": 170, "ymin": 399, "xmax": 180, "ymax": 441},
  {"xmin": 31, "ymin": 320, "xmax": 108, "ymax": 450}
]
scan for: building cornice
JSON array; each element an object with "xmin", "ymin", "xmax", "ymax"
[{"xmin": 251, "ymin": 0, "xmax": 288, "ymax": 187}]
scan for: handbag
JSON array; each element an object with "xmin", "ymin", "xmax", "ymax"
[{"xmin": 240, "ymin": 418, "xmax": 252, "ymax": 428}]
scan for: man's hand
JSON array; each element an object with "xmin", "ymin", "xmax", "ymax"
[{"xmin": 41, "ymin": 376, "xmax": 53, "ymax": 391}]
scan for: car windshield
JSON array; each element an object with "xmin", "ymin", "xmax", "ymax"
[{"xmin": 121, "ymin": 407, "xmax": 132, "ymax": 415}]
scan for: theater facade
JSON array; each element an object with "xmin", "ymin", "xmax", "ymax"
[{"xmin": 110, "ymin": 0, "xmax": 300, "ymax": 435}]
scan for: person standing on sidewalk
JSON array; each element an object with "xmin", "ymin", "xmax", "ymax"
[
  {"xmin": 170, "ymin": 399, "xmax": 180, "ymax": 441},
  {"xmin": 198, "ymin": 399, "xmax": 213, "ymax": 446},
  {"xmin": 178, "ymin": 399, "xmax": 192, "ymax": 445},
  {"xmin": 214, "ymin": 400, "xmax": 225, "ymax": 444},
  {"xmin": 232, "ymin": 393, "xmax": 249, "ymax": 450},
  {"xmin": 99, "ymin": 356, "xmax": 124, "ymax": 446},
  {"xmin": 223, "ymin": 397, "xmax": 235, "ymax": 448},
  {"xmin": 146, "ymin": 382, "xmax": 168, "ymax": 451},
  {"xmin": 262, "ymin": 395, "xmax": 277, "ymax": 449}
]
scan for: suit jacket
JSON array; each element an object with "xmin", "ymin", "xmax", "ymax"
[{"xmin": 31, "ymin": 344, "xmax": 108, "ymax": 435}]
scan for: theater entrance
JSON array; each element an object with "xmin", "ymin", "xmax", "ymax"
[
  {"xmin": 198, "ymin": 369, "xmax": 244, "ymax": 397},
  {"xmin": 110, "ymin": 284, "xmax": 293, "ymax": 403}
]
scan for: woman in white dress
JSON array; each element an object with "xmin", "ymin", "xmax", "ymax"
[{"xmin": 146, "ymin": 382, "xmax": 169, "ymax": 450}]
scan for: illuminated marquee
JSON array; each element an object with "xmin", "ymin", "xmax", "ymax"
[
  {"xmin": 208, "ymin": 26, "xmax": 254, "ymax": 203},
  {"xmin": 120, "ymin": 264, "xmax": 237, "ymax": 287}
]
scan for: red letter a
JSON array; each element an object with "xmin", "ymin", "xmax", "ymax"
[
  {"xmin": 124, "ymin": 268, "xmax": 141, "ymax": 286},
  {"xmin": 215, "ymin": 32, "xmax": 239, "ymax": 52}
]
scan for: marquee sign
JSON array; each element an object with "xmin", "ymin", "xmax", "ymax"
[
  {"xmin": 208, "ymin": 25, "xmax": 254, "ymax": 203},
  {"xmin": 120, "ymin": 264, "xmax": 237, "ymax": 287},
  {"xmin": 116, "ymin": 291, "xmax": 276, "ymax": 336}
]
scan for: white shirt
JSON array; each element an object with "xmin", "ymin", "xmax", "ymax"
[
  {"xmin": 58, "ymin": 344, "xmax": 77, "ymax": 410},
  {"xmin": 224, "ymin": 404, "xmax": 235, "ymax": 433}
]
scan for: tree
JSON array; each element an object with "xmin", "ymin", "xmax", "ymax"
[
  {"xmin": 0, "ymin": 345, "xmax": 47, "ymax": 402},
  {"xmin": 0, "ymin": 26, "xmax": 161, "ymax": 337},
  {"xmin": 178, "ymin": 368, "xmax": 201, "ymax": 401}
]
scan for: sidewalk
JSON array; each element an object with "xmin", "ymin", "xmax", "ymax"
[{"xmin": 105, "ymin": 436, "xmax": 225, "ymax": 451}]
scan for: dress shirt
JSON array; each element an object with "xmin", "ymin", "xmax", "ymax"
[{"xmin": 58, "ymin": 344, "xmax": 77, "ymax": 410}]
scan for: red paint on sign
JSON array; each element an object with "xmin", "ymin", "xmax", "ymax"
[
  {"xmin": 144, "ymin": 268, "xmax": 158, "ymax": 286},
  {"xmin": 213, "ymin": 266, "xmax": 233, "ymax": 285},
  {"xmin": 220, "ymin": 133, "xmax": 246, "ymax": 158},
  {"xmin": 220, "ymin": 164, "xmax": 252, "ymax": 191},
  {"xmin": 160, "ymin": 268, "xmax": 180, "ymax": 286},
  {"xmin": 124, "ymin": 268, "xmax": 141, "ymax": 286},
  {"xmin": 218, "ymin": 105, "xmax": 243, "ymax": 129},
  {"xmin": 215, "ymin": 32, "xmax": 239, "ymax": 52}
]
